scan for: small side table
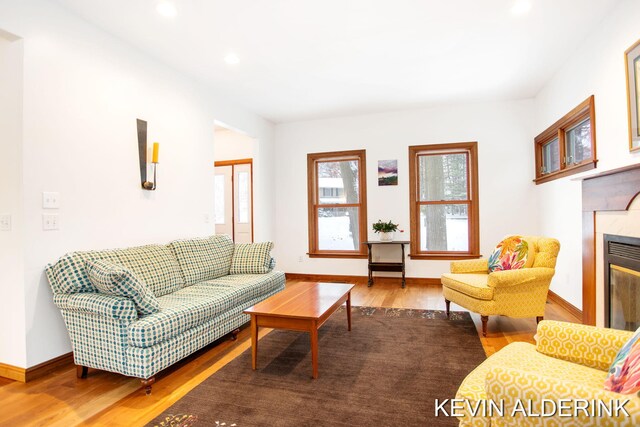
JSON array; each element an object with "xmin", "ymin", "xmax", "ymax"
[{"xmin": 364, "ymin": 240, "xmax": 410, "ymax": 288}]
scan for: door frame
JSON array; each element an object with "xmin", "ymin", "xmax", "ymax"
[{"xmin": 214, "ymin": 158, "xmax": 254, "ymax": 243}]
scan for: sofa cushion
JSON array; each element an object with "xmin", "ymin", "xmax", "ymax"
[
  {"xmin": 441, "ymin": 273, "xmax": 494, "ymax": 300},
  {"xmin": 115, "ymin": 245, "xmax": 184, "ymax": 297},
  {"xmin": 127, "ymin": 271, "xmax": 285, "ymax": 348},
  {"xmin": 169, "ymin": 235, "xmax": 235, "ymax": 286},
  {"xmin": 86, "ymin": 260, "xmax": 160, "ymax": 316},
  {"xmin": 229, "ymin": 242, "xmax": 274, "ymax": 274},
  {"xmin": 46, "ymin": 244, "xmax": 184, "ymax": 296},
  {"xmin": 205, "ymin": 271, "xmax": 286, "ymax": 302}
]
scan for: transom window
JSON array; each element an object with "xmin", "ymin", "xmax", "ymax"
[
  {"xmin": 307, "ymin": 150, "xmax": 367, "ymax": 258},
  {"xmin": 534, "ymin": 96, "xmax": 597, "ymax": 184},
  {"xmin": 409, "ymin": 142, "xmax": 479, "ymax": 259}
]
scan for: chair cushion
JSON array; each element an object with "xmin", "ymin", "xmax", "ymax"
[
  {"xmin": 169, "ymin": 235, "xmax": 235, "ymax": 286},
  {"xmin": 487, "ymin": 235, "xmax": 534, "ymax": 273},
  {"xmin": 127, "ymin": 271, "xmax": 285, "ymax": 348},
  {"xmin": 457, "ymin": 342, "xmax": 607, "ymax": 426},
  {"xmin": 230, "ymin": 242, "xmax": 274, "ymax": 274},
  {"xmin": 605, "ymin": 326, "xmax": 640, "ymax": 394},
  {"xmin": 441, "ymin": 273, "xmax": 494, "ymax": 300}
]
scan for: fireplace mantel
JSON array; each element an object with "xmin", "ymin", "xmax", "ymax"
[{"xmin": 581, "ymin": 163, "xmax": 640, "ymax": 325}]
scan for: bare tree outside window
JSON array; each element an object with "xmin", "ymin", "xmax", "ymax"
[{"xmin": 410, "ymin": 143, "xmax": 478, "ymax": 258}]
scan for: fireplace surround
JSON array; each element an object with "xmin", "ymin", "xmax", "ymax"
[{"xmin": 581, "ymin": 163, "xmax": 640, "ymax": 325}]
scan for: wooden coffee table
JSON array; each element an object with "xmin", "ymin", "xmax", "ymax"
[{"xmin": 244, "ymin": 282, "xmax": 354, "ymax": 379}]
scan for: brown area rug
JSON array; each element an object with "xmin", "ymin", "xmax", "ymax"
[{"xmin": 149, "ymin": 307, "xmax": 486, "ymax": 427}]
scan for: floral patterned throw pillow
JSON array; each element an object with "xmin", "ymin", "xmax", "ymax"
[
  {"xmin": 604, "ymin": 327, "xmax": 640, "ymax": 394},
  {"xmin": 487, "ymin": 235, "xmax": 532, "ymax": 273}
]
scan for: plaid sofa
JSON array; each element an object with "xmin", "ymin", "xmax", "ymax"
[{"xmin": 46, "ymin": 235, "xmax": 284, "ymax": 387}]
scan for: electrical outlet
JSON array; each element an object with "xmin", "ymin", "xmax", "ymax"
[
  {"xmin": 0, "ymin": 214, "xmax": 11, "ymax": 231},
  {"xmin": 42, "ymin": 192, "xmax": 60, "ymax": 209},
  {"xmin": 204, "ymin": 213, "xmax": 211, "ymax": 224},
  {"xmin": 298, "ymin": 256, "xmax": 303, "ymax": 263},
  {"xmin": 42, "ymin": 213, "xmax": 60, "ymax": 231}
]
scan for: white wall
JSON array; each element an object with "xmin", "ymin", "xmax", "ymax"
[
  {"xmin": 0, "ymin": 0, "xmax": 276, "ymax": 368},
  {"xmin": 274, "ymin": 100, "xmax": 539, "ymax": 279},
  {"xmin": 214, "ymin": 128, "xmax": 257, "ymax": 162},
  {"xmin": 0, "ymin": 32, "xmax": 27, "ymax": 367},
  {"xmin": 533, "ymin": 0, "xmax": 640, "ymax": 309}
]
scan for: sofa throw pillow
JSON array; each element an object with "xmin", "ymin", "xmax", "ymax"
[
  {"xmin": 230, "ymin": 242, "xmax": 274, "ymax": 274},
  {"xmin": 604, "ymin": 327, "xmax": 640, "ymax": 394},
  {"xmin": 488, "ymin": 235, "xmax": 533, "ymax": 273},
  {"xmin": 86, "ymin": 259, "xmax": 160, "ymax": 315}
]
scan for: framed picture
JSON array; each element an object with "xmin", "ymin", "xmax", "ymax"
[
  {"xmin": 625, "ymin": 38, "xmax": 640, "ymax": 152},
  {"xmin": 378, "ymin": 160, "xmax": 398, "ymax": 186}
]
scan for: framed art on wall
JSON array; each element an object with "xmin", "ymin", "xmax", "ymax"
[
  {"xmin": 625, "ymin": 38, "xmax": 640, "ymax": 152},
  {"xmin": 378, "ymin": 160, "xmax": 398, "ymax": 186}
]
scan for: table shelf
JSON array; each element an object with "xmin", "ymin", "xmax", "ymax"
[{"xmin": 363, "ymin": 241, "xmax": 410, "ymax": 288}]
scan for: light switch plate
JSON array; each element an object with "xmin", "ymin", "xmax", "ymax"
[
  {"xmin": 42, "ymin": 213, "xmax": 59, "ymax": 231},
  {"xmin": 0, "ymin": 214, "xmax": 11, "ymax": 231},
  {"xmin": 43, "ymin": 192, "xmax": 60, "ymax": 209}
]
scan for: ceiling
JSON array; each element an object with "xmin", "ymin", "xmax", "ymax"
[{"xmin": 53, "ymin": 0, "xmax": 620, "ymax": 123}]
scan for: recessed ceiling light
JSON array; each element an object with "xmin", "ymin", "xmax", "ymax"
[
  {"xmin": 156, "ymin": 1, "xmax": 177, "ymax": 18},
  {"xmin": 224, "ymin": 53, "xmax": 240, "ymax": 65},
  {"xmin": 511, "ymin": 0, "xmax": 532, "ymax": 16}
]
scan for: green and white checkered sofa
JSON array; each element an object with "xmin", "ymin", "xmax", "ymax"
[{"xmin": 45, "ymin": 235, "xmax": 284, "ymax": 394}]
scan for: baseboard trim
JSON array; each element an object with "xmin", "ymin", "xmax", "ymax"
[
  {"xmin": 0, "ymin": 352, "xmax": 74, "ymax": 383},
  {"xmin": 548, "ymin": 290, "xmax": 583, "ymax": 322},
  {"xmin": 0, "ymin": 362, "xmax": 26, "ymax": 382},
  {"xmin": 285, "ymin": 273, "xmax": 441, "ymax": 286}
]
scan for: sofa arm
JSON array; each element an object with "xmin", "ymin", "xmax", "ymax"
[
  {"xmin": 485, "ymin": 367, "xmax": 640, "ymax": 426},
  {"xmin": 487, "ymin": 267, "xmax": 554, "ymax": 288},
  {"xmin": 53, "ymin": 293, "xmax": 138, "ymax": 321},
  {"xmin": 450, "ymin": 258, "xmax": 488, "ymax": 274},
  {"xmin": 535, "ymin": 320, "xmax": 633, "ymax": 371}
]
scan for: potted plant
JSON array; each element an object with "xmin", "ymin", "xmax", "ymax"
[{"xmin": 372, "ymin": 220, "xmax": 399, "ymax": 242}]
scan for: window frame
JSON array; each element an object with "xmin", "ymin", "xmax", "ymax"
[
  {"xmin": 408, "ymin": 142, "xmax": 480, "ymax": 260},
  {"xmin": 534, "ymin": 95, "xmax": 597, "ymax": 184},
  {"xmin": 307, "ymin": 149, "xmax": 368, "ymax": 258}
]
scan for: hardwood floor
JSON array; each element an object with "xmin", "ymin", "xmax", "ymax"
[{"xmin": 0, "ymin": 279, "xmax": 580, "ymax": 427}]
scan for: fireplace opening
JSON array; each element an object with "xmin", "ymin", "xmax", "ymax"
[{"xmin": 604, "ymin": 234, "xmax": 640, "ymax": 331}]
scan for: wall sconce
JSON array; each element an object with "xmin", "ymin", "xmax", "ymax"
[{"xmin": 136, "ymin": 118, "xmax": 159, "ymax": 191}]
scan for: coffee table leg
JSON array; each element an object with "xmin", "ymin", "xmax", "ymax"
[
  {"xmin": 310, "ymin": 320, "xmax": 319, "ymax": 379},
  {"xmin": 346, "ymin": 292, "xmax": 352, "ymax": 331},
  {"xmin": 251, "ymin": 315, "xmax": 258, "ymax": 370}
]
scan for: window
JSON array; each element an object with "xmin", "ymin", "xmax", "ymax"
[
  {"xmin": 307, "ymin": 150, "xmax": 367, "ymax": 258},
  {"xmin": 409, "ymin": 142, "xmax": 479, "ymax": 259},
  {"xmin": 534, "ymin": 95, "xmax": 597, "ymax": 184}
]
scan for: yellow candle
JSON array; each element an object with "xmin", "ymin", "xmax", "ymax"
[{"xmin": 152, "ymin": 142, "xmax": 159, "ymax": 163}]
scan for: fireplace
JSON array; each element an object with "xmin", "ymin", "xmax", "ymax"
[{"xmin": 604, "ymin": 234, "xmax": 640, "ymax": 331}]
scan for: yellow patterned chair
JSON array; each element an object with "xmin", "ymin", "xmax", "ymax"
[
  {"xmin": 455, "ymin": 320, "xmax": 640, "ymax": 426},
  {"xmin": 441, "ymin": 236, "xmax": 560, "ymax": 336}
]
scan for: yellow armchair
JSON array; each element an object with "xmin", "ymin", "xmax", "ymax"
[
  {"xmin": 441, "ymin": 236, "xmax": 560, "ymax": 336},
  {"xmin": 455, "ymin": 321, "xmax": 640, "ymax": 426}
]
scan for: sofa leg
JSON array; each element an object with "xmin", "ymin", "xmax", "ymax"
[
  {"xmin": 481, "ymin": 316, "xmax": 488, "ymax": 337},
  {"xmin": 141, "ymin": 377, "xmax": 155, "ymax": 395},
  {"xmin": 76, "ymin": 365, "xmax": 88, "ymax": 379},
  {"xmin": 445, "ymin": 299, "xmax": 450, "ymax": 317},
  {"xmin": 536, "ymin": 316, "xmax": 544, "ymax": 324},
  {"xmin": 230, "ymin": 328, "xmax": 240, "ymax": 341}
]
